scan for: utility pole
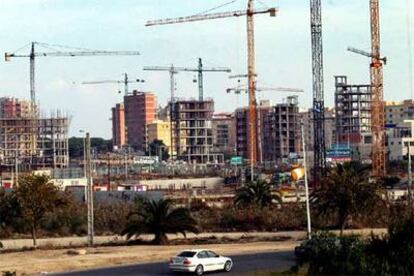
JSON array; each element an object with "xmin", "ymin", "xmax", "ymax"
[
  {"xmin": 85, "ymin": 132, "xmax": 94, "ymax": 247},
  {"xmin": 107, "ymin": 153, "xmax": 111, "ymax": 190},
  {"xmin": 301, "ymin": 121, "xmax": 312, "ymax": 239},
  {"xmin": 14, "ymin": 155, "xmax": 19, "ymax": 187}
]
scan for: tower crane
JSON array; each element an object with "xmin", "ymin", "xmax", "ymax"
[
  {"xmin": 5, "ymin": 42, "xmax": 140, "ymax": 112},
  {"xmin": 226, "ymin": 86, "xmax": 304, "ymax": 94},
  {"xmin": 82, "ymin": 73, "xmax": 145, "ymax": 96},
  {"xmin": 143, "ymin": 58, "xmax": 231, "ymax": 160},
  {"xmin": 347, "ymin": 0, "xmax": 386, "ymax": 178},
  {"xmin": 310, "ymin": 0, "xmax": 327, "ymax": 181},
  {"xmin": 143, "ymin": 58, "xmax": 231, "ymax": 101},
  {"xmin": 145, "ymin": 0, "xmax": 278, "ymax": 167}
]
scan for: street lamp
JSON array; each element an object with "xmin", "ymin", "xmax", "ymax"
[
  {"xmin": 301, "ymin": 120, "xmax": 312, "ymax": 239},
  {"xmin": 79, "ymin": 130, "xmax": 86, "ymax": 177}
]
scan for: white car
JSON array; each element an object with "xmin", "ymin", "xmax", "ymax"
[{"xmin": 169, "ymin": 249, "xmax": 233, "ymax": 275}]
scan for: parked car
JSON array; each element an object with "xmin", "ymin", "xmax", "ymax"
[{"xmin": 169, "ymin": 249, "xmax": 233, "ymax": 275}]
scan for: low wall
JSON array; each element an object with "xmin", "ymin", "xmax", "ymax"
[{"xmin": 139, "ymin": 177, "xmax": 224, "ymax": 190}]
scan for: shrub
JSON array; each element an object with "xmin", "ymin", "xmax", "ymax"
[
  {"xmin": 294, "ymin": 215, "xmax": 414, "ymax": 276},
  {"xmin": 294, "ymin": 232, "xmax": 367, "ymax": 275}
]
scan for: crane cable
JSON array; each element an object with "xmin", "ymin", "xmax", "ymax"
[{"xmin": 195, "ymin": 0, "xmax": 240, "ymax": 16}]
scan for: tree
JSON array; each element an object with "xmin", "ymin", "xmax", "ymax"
[
  {"xmin": 311, "ymin": 162, "xmax": 384, "ymax": 235},
  {"xmin": 14, "ymin": 175, "xmax": 67, "ymax": 246},
  {"xmin": 122, "ymin": 198, "xmax": 198, "ymax": 244},
  {"xmin": 147, "ymin": 139, "xmax": 170, "ymax": 161},
  {"xmin": 0, "ymin": 188, "xmax": 21, "ymax": 236},
  {"xmin": 69, "ymin": 137, "xmax": 113, "ymax": 158},
  {"xmin": 234, "ymin": 180, "xmax": 280, "ymax": 208}
]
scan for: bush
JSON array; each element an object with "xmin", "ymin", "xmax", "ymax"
[
  {"xmin": 294, "ymin": 215, "xmax": 414, "ymax": 276},
  {"xmin": 365, "ymin": 215, "xmax": 414, "ymax": 275},
  {"xmin": 192, "ymin": 203, "xmax": 306, "ymax": 232},
  {"xmin": 294, "ymin": 232, "xmax": 366, "ymax": 275},
  {"xmin": 94, "ymin": 202, "xmax": 132, "ymax": 235}
]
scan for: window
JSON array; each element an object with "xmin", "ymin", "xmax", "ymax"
[
  {"xmin": 197, "ymin": 251, "xmax": 208, "ymax": 259},
  {"xmin": 206, "ymin": 251, "xmax": 219, "ymax": 258},
  {"xmin": 178, "ymin": 251, "xmax": 196, "ymax": 257}
]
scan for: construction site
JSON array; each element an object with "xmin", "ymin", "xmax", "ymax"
[
  {"xmin": 1, "ymin": 3, "xmax": 414, "ymax": 273},
  {"xmin": 0, "ymin": 0, "xmax": 412, "ymax": 193},
  {"xmin": 0, "ymin": 98, "xmax": 69, "ymax": 170}
]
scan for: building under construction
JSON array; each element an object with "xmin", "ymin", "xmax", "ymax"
[
  {"xmin": 334, "ymin": 76, "xmax": 372, "ymax": 160},
  {"xmin": 263, "ymin": 96, "xmax": 300, "ymax": 163},
  {"xmin": 171, "ymin": 98, "xmax": 223, "ymax": 164},
  {"xmin": 0, "ymin": 98, "xmax": 69, "ymax": 170}
]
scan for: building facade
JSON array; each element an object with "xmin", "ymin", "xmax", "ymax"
[
  {"xmin": 235, "ymin": 100, "xmax": 272, "ymax": 163},
  {"xmin": 111, "ymin": 103, "xmax": 125, "ymax": 150},
  {"xmin": 171, "ymin": 99, "xmax": 222, "ymax": 164},
  {"xmin": 385, "ymin": 100, "xmax": 414, "ymax": 160},
  {"xmin": 334, "ymin": 76, "xmax": 372, "ymax": 161},
  {"xmin": 147, "ymin": 119, "xmax": 172, "ymax": 151},
  {"xmin": 124, "ymin": 91, "xmax": 156, "ymax": 152},
  {"xmin": 263, "ymin": 96, "xmax": 300, "ymax": 163},
  {"xmin": 0, "ymin": 97, "xmax": 32, "ymax": 118},
  {"xmin": 211, "ymin": 113, "xmax": 236, "ymax": 155}
]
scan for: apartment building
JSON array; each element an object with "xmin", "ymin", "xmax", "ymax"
[{"xmin": 124, "ymin": 91, "xmax": 156, "ymax": 152}]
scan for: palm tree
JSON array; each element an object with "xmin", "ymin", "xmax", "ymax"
[
  {"xmin": 122, "ymin": 198, "xmax": 198, "ymax": 244},
  {"xmin": 234, "ymin": 180, "xmax": 280, "ymax": 208},
  {"xmin": 311, "ymin": 162, "xmax": 384, "ymax": 235}
]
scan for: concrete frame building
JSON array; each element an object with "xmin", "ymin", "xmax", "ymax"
[
  {"xmin": 0, "ymin": 113, "xmax": 69, "ymax": 169},
  {"xmin": 263, "ymin": 96, "xmax": 300, "ymax": 163},
  {"xmin": 111, "ymin": 103, "xmax": 125, "ymax": 150},
  {"xmin": 211, "ymin": 112, "xmax": 236, "ymax": 155},
  {"xmin": 124, "ymin": 91, "xmax": 156, "ymax": 152},
  {"xmin": 171, "ymin": 98, "xmax": 223, "ymax": 164},
  {"xmin": 235, "ymin": 101, "xmax": 272, "ymax": 163},
  {"xmin": 299, "ymin": 107, "xmax": 336, "ymax": 151},
  {"xmin": 334, "ymin": 76, "xmax": 372, "ymax": 161}
]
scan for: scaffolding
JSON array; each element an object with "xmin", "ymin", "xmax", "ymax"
[{"xmin": 0, "ymin": 111, "xmax": 69, "ymax": 169}]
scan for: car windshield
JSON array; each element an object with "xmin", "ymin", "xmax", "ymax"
[{"xmin": 177, "ymin": 251, "xmax": 196, "ymax": 257}]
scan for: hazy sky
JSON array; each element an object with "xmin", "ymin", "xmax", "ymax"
[{"xmin": 0, "ymin": 0, "xmax": 412, "ymax": 138}]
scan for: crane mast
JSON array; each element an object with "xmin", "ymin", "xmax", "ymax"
[
  {"xmin": 370, "ymin": 0, "xmax": 386, "ymax": 177},
  {"xmin": 145, "ymin": 0, "xmax": 277, "ymax": 168},
  {"xmin": 247, "ymin": 0, "xmax": 258, "ymax": 167},
  {"xmin": 5, "ymin": 42, "xmax": 140, "ymax": 111},
  {"xmin": 310, "ymin": 0, "xmax": 326, "ymax": 181},
  {"xmin": 144, "ymin": 59, "xmax": 231, "ymax": 160},
  {"xmin": 30, "ymin": 43, "xmax": 35, "ymax": 114}
]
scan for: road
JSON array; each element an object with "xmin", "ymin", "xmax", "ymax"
[{"xmin": 56, "ymin": 250, "xmax": 295, "ymax": 276}]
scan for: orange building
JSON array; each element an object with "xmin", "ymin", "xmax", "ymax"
[
  {"xmin": 124, "ymin": 91, "xmax": 156, "ymax": 152},
  {"xmin": 111, "ymin": 103, "xmax": 126, "ymax": 150},
  {"xmin": 0, "ymin": 97, "xmax": 32, "ymax": 118}
]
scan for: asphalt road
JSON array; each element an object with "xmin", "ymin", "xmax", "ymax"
[{"xmin": 56, "ymin": 250, "xmax": 295, "ymax": 276}]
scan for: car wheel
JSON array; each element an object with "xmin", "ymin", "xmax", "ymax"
[
  {"xmin": 195, "ymin": 264, "xmax": 204, "ymax": 275},
  {"xmin": 224, "ymin": 260, "xmax": 232, "ymax": 272}
]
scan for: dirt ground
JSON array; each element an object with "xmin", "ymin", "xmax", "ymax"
[
  {"xmin": 0, "ymin": 241, "xmax": 298, "ymax": 275},
  {"xmin": 0, "ymin": 229, "xmax": 386, "ymax": 275}
]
